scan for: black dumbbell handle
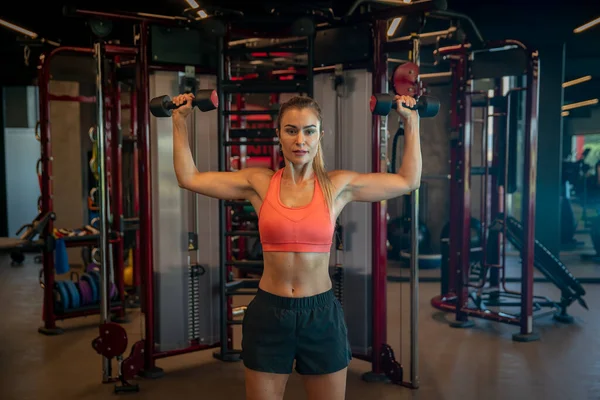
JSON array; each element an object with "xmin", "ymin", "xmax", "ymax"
[
  {"xmin": 391, "ymin": 97, "xmax": 425, "ymax": 111},
  {"xmin": 163, "ymin": 98, "xmax": 201, "ymax": 111}
]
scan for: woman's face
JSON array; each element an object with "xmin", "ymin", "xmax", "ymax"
[{"xmin": 277, "ymin": 107, "xmax": 322, "ymax": 166}]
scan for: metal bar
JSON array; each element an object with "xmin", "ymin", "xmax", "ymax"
[
  {"xmin": 138, "ymin": 21, "xmax": 156, "ymax": 372},
  {"xmin": 388, "ymin": 27, "xmax": 456, "ymax": 43},
  {"xmin": 519, "ymin": 50, "xmax": 540, "ymax": 338},
  {"xmin": 370, "ymin": 18, "xmax": 388, "ymax": 377},
  {"xmin": 94, "ymin": 40, "xmax": 112, "ymax": 382},
  {"xmin": 111, "ymin": 62, "xmax": 126, "ymax": 319},
  {"xmin": 104, "ymin": 44, "xmax": 138, "ymax": 55},
  {"xmin": 221, "ymin": 80, "xmax": 309, "ymax": 94},
  {"xmin": 217, "ymin": 34, "xmax": 228, "ymax": 359},
  {"xmin": 409, "ymin": 35, "xmax": 420, "ymax": 390},
  {"xmin": 420, "ymin": 71, "xmax": 452, "ymax": 80},
  {"xmin": 48, "ymin": 94, "xmax": 96, "ymax": 103},
  {"xmin": 37, "ymin": 46, "xmax": 56, "ymax": 333},
  {"xmin": 67, "ymin": 7, "xmax": 188, "ymax": 24},
  {"xmin": 130, "ymin": 87, "xmax": 141, "ymax": 289},
  {"xmin": 450, "ymin": 50, "xmax": 471, "ymax": 325},
  {"xmin": 459, "ymin": 71, "xmax": 473, "ymax": 320}
]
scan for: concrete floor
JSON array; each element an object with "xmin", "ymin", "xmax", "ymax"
[{"xmin": 1, "ymin": 254, "xmax": 599, "ymax": 400}]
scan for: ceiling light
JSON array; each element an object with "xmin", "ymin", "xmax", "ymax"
[
  {"xmin": 186, "ymin": 0, "xmax": 199, "ymax": 9},
  {"xmin": 562, "ymin": 98, "xmax": 599, "ymax": 111},
  {"xmin": 574, "ymin": 16, "xmax": 600, "ymax": 33},
  {"xmin": 562, "ymin": 75, "xmax": 592, "ymax": 88},
  {"xmin": 197, "ymin": 10, "xmax": 207, "ymax": 18},
  {"xmin": 0, "ymin": 18, "xmax": 38, "ymax": 39},
  {"xmin": 387, "ymin": 17, "xmax": 402, "ymax": 36}
]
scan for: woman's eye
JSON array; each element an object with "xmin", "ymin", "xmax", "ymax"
[{"xmin": 305, "ymin": 130, "xmax": 316, "ymax": 135}]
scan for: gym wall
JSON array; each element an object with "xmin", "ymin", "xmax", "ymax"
[{"xmin": 3, "ymin": 86, "xmax": 40, "ymax": 238}]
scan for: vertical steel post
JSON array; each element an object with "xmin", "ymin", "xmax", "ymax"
[
  {"xmin": 514, "ymin": 50, "xmax": 540, "ymax": 341},
  {"xmin": 409, "ymin": 35, "xmax": 420, "ymax": 389},
  {"xmin": 94, "ymin": 40, "xmax": 112, "ymax": 381},
  {"xmin": 370, "ymin": 19, "xmax": 388, "ymax": 375}
]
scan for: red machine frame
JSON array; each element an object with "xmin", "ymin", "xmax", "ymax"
[
  {"xmin": 61, "ymin": 4, "xmax": 431, "ymax": 386},
  {"xmin": 37, "ymin": 44, "xmax": 138, "ymax": 334},
  {"xmin": 430, "ymin": 40, "xmax": 541, "ymax": 339}
]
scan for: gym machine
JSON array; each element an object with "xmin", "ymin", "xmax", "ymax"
[
  {"xmin": 58, "ymin": 10, "xmax": 226, "ymax": 389},
  {"xmin": 62, "ymin": 0, "xmax": 450, "ymax": 391},
  {"xmin": 426, "ymin": 37, "xmax": 589, "ymax": 337},
  {"xmin": 36, "ymin": 44, "xmax": 136, "ymax": 335}
]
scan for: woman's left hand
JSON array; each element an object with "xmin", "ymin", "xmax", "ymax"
[{"xmin": 394, "ymin": 95, "xmax": 419, "ymax": 121}]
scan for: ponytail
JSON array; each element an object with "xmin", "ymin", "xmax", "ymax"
[{"xmin": 312, "ymin": 143, "xmax": 335, "ymax": 212}]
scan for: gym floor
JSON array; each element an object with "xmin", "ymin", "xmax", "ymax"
[{"xmin": 1, "ymin": 254, "xmax": 598, "ymax": 400}]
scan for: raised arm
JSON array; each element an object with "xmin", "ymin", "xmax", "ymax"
[
  {"xmin": 339, "ymin": 95, "xmax": 422, "ymax": 203},
  {"xmin": 171, "ymin": 93, "xmax": 259, "ymax": 201}
]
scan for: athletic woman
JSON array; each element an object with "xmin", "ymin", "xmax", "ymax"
[{"xmin": 171, "ymin": 92, "xmax": 421, "ymax": 400}]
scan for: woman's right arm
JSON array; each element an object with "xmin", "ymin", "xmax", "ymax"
[{"xmin": 172, "ymin": 93, "xmax": 259, "ymax": 201}]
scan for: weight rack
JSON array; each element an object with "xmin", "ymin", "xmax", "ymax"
[
  {"xmin": 213, "ymin": 23, "xmax": 315, "ymax": 361},
  {"xmin": 36, "ymin": 45, "xmax": 135, "ymax": 334}
]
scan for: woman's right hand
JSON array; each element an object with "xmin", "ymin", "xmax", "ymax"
[{"xmin": 171, "ymin": 93, "xmax": 195, "ymax": 120}]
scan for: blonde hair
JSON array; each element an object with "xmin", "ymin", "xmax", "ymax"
[{"xmin": 276, "ymin": 96, "xmax": 335, "ymax": 211}]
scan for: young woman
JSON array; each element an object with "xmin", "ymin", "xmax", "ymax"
[{"xmin": 171, "ymin": 92, "xmax": 421, "ymax": 400}]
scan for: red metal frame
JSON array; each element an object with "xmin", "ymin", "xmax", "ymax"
[
  {"xmin": 370, "ymin": 19, "xmax": 388, "ymax": 375},
  {"xmin": 129, "ymin": 87, "xmax": 142, "ymax": 289},
  {"xmin": 110, "ymin": 60, "xmax": 126, "ymax": 319},
  {"xmin": 430, "ymin": 41, "xmax": 540, "ymax": 335},
  {"xmin": 37, "ymin": 45, "xmax": 134, "ymax": 332}
]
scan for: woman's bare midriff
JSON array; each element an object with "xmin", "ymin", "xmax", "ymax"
[{"xmin": 259, "ymin": 251, "xmax": 333, "ymax": 297}]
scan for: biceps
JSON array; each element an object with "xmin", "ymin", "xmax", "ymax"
[
  {"xmin": 348, "ymin": 173, "xmax": 412, "ymax": 202},
  {"xmin": 182, "ymin": 170, "xmax": 254, "ymax": 200}
]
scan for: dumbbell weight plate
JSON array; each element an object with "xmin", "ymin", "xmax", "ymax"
[
  {"xmin": 392, "ymin": 62, "xmax": 420, "ymax": 97},
  {"xmin": 150, "ymin": 95, "xmax": 174, "ymax": 118},
  {"xmin": 194, "ymin": 89, "xmax": 219, "ymax": 112},
  {"xmin": 370, "ymin": 93, "xmax": 394, "ymax": 115}
]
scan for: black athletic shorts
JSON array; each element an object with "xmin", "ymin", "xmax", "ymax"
[{"xmin": 241, "ymin": 288, "xmax": 352, "ymax": 375}]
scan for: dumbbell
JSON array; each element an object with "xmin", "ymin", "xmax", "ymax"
[
  {"xmin": 149, "ymin": 89, "xmax": 219, "ymax": 118},
  {"xmin": 370, "ymin": 93, "xmax": 440, "ymax": 118}
]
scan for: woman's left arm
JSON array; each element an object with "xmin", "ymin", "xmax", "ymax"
[{"xmin": 340, "ymin": 95, "xmax": 422, "ymax": 203}]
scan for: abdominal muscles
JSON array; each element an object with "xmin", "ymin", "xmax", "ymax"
[{"xmin": 259, "ymin": 251, "xmax": 333, "ymax": 297}]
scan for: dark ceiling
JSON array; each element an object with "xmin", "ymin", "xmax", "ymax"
[{"xmin": 1, "ymin": 0, "xmax": 599, "ymax": 82}]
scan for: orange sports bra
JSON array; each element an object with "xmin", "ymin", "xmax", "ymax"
[{"xmin": 258, "ymin": 168, "xmax": 335, "ymax": 253}]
